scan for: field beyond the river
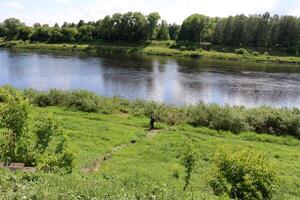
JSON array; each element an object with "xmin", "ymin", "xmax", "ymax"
[
  {"xmin": 1, "ymin": 106, "xmax": 299, "ymax": 199},
  {"xmin": 1, "ymin": 39, "xmax": 300, "ymax": 65}
]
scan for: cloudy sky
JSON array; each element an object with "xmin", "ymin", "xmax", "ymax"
[{"xmin": 0, "ymin": 0, "xmax": 300, "ymax": 25}]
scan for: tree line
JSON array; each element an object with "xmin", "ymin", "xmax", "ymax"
[{"xmin": 0, "ymin": 12, "xmax": 299, "ymax": 50}]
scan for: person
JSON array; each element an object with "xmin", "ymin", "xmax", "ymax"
[{"xmin": 150, "ymin": 112, "xmax": 156, "ymax": 130}]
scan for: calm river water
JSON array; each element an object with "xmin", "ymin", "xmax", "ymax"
[{"xmin": 1, "ymin": 48, "xmax": 300, "ymax": 108}]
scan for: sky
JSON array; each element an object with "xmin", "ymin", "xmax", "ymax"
[{"xmin": 0, "ymin": 0, "xmax": 300, "ymax": 25}]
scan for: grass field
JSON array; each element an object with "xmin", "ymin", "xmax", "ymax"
[
  {"xmin": 1, "ymin": 105, "xmax": 299, "ymax": 199},
  {"xmin": 1, "ymin": 39, "xmax": 300, "ymax": 65}
]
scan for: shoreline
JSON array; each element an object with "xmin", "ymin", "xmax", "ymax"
[{"xmin": 1, "ymin": 40, "xmax": 300, "ymax": 65}]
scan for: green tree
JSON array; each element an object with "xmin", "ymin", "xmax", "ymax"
[
  {"xmin": 61, "ymin": 27, "xmax": 78, "ymax": 42},
  {"xmin": 177, "ymin": 14, "xmax": 211, "ymax": 42},
  {"xmin": 78, "ymin": 24, "xmax": 95, "ymax": 42},
  {"xmin": 3, "ymin": 18, "xmax": 23, "ymax": 39},
  {"xmin": 0, "ymin": 23, "xmax": 6, "ymax": 37},
  {"xmin": 17, "ymin": 25, "xmax": 33, "ymax": 41},
  {"xmin": 156, "ymin": 20, "xmax": 170, "ymax": 40},
  {"xmin": 147, "ymin": 12, "xmax": 161, "ymax": 40},
  {"xmin": 49, "ymin": 27, "xmax": 63, "ymax": 43},
  {"xmin": 168, "ymin": 23, "xmax": 180, "ymax": 40},
  {"xmin": 30, "ymin": 25, "xmax": 51, "ymax": 42}
]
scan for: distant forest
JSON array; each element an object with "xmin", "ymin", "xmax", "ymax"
[{"xmin": 0, "ymin": 12, "xmax": 300, "ymax": 51}]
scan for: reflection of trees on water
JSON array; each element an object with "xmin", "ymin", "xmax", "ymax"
[{"xmin": 2, "ymin": 49, "xmax": 300, "ymax": 108}]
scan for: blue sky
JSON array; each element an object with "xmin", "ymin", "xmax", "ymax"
[{"xmin": 0, "ymin": 0, "xmax": 300, "ymax": 25}]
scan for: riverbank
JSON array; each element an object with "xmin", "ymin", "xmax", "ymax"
[
  {"xmin": 0, "ymin": 86, "xmax": 299, "ymax": 199},
  {"xmin": 1, "ymin": 39, "xmax": 300, "ymax": 65},
  {"xmin": 0, "ymin": 101, "xmax": 299, "ymax": 199}
]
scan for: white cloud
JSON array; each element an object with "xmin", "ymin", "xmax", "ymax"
[
  {"xmin": 2, "ymin": 1, "xmax": 24, "ymax": 9},
  {"xmin": 53, "ymin": 0, "xmax": 71, "ymax": 4}
]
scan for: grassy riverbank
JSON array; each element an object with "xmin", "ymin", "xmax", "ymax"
[
  {"xmin": 1, "ymin": 39, "xmax": 300, "ymax": 65},
  {"xmin": 0, "ymin": 86, "xmax": 300, "ymax": 199},
  {"xmin": 0, "ymin": 105, "xmax": 299, "ymax": 199}
]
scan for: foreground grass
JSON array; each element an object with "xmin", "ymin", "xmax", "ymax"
[
  {"xmin": 1, "ymin": 40, "xmax": 300, "ymax": 65},
  {"xmin": 1, "ymin": 106, "xmax": 299, "ymax": 199}
]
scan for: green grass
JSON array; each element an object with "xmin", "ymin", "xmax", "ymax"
[
  {"xmin": 1, "ymin": 39, "xmax": 300, "ymax": 65},
  {"xmin": 1, "ymin": 106, "xmax": 298, "ymax": 199}
]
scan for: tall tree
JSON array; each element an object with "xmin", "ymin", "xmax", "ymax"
[
  {"xmin": 157, "ymin": 20, "xmax": 170, "ymax": 40},
  {"xmin": 147, "ymin": 12, "xmax": 161, "ymax": 40},
  {"xmin": 177, "ymin": 14, "xmax": 211, "ymax": 42},
  {"xmin": 168, "ymin": 23, "xmax": 180, "ymax": 40}
]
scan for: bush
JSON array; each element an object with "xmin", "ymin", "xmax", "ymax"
[
  {"xmin": 210, "ymin": 146, "xmax": 278, "ymax": 200},
  {"xmin": 252, "ymin": 51, "xmax": 259, "ymax": 56},
  {"xmin": 0, "ymin": 86, "xmax": 31, "ymax": 163},
  {"xmin": 246, "ymin": 107, "xmax": 300, "ymax": 138},
  {"xmin": 0, "ymin": 86, "xmax": 74, "ymax": 173},
  {"xmin": 68, "ymin": 90, "xmax": 100, "ymax": 112},
  {"xmin": 186, "ymin": 104, "xmax": 246, "ymax": 134},
  {"xmin": 8, "ymin": 87, "xmax": 300, "ymax": 137},
  {"xmin": 235, "ymin": 48, "xmax": 249, "ymax": 55}
]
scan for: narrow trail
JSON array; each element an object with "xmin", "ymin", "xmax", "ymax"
[{"xmin": 81, "ymin": 129, "xmax": 162, "ymax": 173}]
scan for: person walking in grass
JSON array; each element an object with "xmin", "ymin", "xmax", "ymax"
[{"xmin": 150, "ymin": 112, "xmax": 156, "ymax": 130}]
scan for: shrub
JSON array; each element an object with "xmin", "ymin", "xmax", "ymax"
[
  {"xmin": 209, "ymin": 146, "xmax": 278, "ymax": 200},
  {"xmin": 180, "ymin": 141, "xmax": 197, "ymax": 190},
  {"xmin": 0, "ymin": 86, "xmax": 74, "ymax": 173},
  {"xmin": 35, "ymin": 113, "xmax": 59, "ymax": 153},
  {"xmin": 264, "ymin": 51, "xmax": 269, "ymax": 56},
  {"xmin": 252, "ymin": 51, "xmax": 259, "ymax": 56},
  {"xmin": 68, "ymin": 90, "xmax": 100, "ymax": 112},
  {"xmin": 0, "ymin": 86, "xmax": 31, "ymax": 163},
  {"xmin": 7, "ymin": 87, "xmax": 300, "ymax": 137},
  {"xmin": 186, "ymin": 104, "xmax": 246, "ymax": 134},
  {"xmin": 235, "ymin": 48, "xmax": 249, "ymax": 55},
  {"xmin": 246, "ymin": 107, "xmax": 300, "ymax": 138}
]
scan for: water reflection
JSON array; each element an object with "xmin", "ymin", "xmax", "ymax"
[{"xmin": 1, "ymin": 48, "xmax": 300, "ymax": 108}]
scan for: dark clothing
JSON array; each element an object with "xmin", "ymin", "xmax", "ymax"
[{"xmin": 150, "ymin": 113, "xmax": 156, "ymax": 130}]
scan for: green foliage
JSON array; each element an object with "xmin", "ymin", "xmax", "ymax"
[
  {"xmin": 35, "ymin": 113, "xmax": 59, "ymax": 153},
  {"xmin": 156, "ymin": 20, "xmax": 170, "ymax": 41},
  {"xmin": 0, "ymin": 86, "xmax": 31, "ymax": 163},
  {"xmin": 1, "ymin": 11, "xmax": 300, "ymax": 55},
  {"xmin": 168, "ymin": 23, "xmax": 180, "ymax": 40},
  {"xmin": 37, "ymin": 136, "xmax": 74, "ymax": 174},
  {"xmin": 177, "ymin": 14, "xmax": 212, "ymax": 42},
  {"xmin": 0, "ymin": 86, "xmax": 74, "ymax": 173},
  {"xmin": 246, "ymin": 107, "xmax": 300, "ymax": 138},
  {"xmin": 147, "ymin": 12, "xmax": 161, "ymax": 40},
  {"xmin": 21, "ymin": 88, "xmax": 300, "ymax": 137},
  {"xmin": 186, "ymin": 104, "xmax": 246, "ymax": 134},
  {"xmin": 0, "ymin": 103, "xmax": 298, "ymax": 199},
  {"xmin": 235, "ymin": 48, "xmax": 249, "ymax": 54},
  {"xmin": 180, "ymin": 140, "xmax": 197, "ymax": 190},
  {"xmin": 210, "ymin": 146, "xmax": 278, "ymax": 200}
]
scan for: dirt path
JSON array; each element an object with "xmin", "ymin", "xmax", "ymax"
[{"xmin": 81, "ymin": 129, "xmax": 162, "ymax": 173}]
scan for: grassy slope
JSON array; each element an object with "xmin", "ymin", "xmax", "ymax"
[
  {"xmin": 9, "ymin": 106, "xmax": 297, "ymax": 199},
  {"xmin": 1, "ymin": 40, "xmax": 300, "ymax": 65}
]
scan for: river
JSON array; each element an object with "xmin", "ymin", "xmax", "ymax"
[{"xmin": 1, "ymin": 48, "xmax": 300, "ymax": 108}]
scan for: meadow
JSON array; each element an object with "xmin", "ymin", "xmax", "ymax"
[{"xmin": 0, "ymin": 87, "xmax": 299, "ymax": 199}]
